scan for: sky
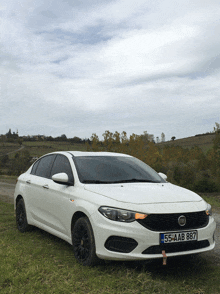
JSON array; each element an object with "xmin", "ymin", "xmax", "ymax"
[{"xmin": 1, "ymin": 0, "xmax": 220, "ymax": 141}]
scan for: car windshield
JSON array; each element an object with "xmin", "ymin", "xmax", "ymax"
[{"xmin": 73, "ymin": 156, "xmax": 165, "ymax": 184}]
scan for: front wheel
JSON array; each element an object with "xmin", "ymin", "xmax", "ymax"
[
  {"xmin": 72, "ymin": 217, "xmax": 100, "ymax": 266},
  {"xmin": 16, "ymin": 199, "xmax": 31, "ymax": 232}
]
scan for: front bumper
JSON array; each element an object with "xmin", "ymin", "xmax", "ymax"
[{"xmin": 90, "ymin": 212, "xmax": 216, "ymax": 261}]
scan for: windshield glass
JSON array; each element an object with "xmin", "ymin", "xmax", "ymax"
[{"xmin": 73, "ymin": 156, "xmax": 165, "ymax": 184}]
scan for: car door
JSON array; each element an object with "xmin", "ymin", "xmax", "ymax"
[
  {"xmin": 25, "ymin": 154, "xmax": 56, "ymax": 226},
  {"xmin": 41, "ymin": 154, "xmax": 75, "ymax": 236}
]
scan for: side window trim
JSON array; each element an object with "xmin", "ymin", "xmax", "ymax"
[{"xmin": 48, "ymin": 154, "xmax": 58, "ymax": 179}]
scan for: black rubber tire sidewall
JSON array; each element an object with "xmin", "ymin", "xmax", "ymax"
[
  {"xmin": 72, "ymin": 217, "xmax": 99, "ymax": 266},
  {"xmin": 16, "ymin": 199, "xmax": 31, "ymax": 233}
]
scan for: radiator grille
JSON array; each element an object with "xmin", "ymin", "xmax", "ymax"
[{"xmin": 137, "ymin": 211, "xmax": 209, "ymax": 231}]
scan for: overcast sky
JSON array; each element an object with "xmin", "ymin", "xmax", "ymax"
[{"xmin": 1, "ymin": 0, "xmax": 220, "ymax": 141}]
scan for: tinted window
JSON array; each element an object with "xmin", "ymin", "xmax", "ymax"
[
  {"xmin": 31, "ymin": 160, "xmax": 40, "ymax": 175},
  {"xmin": 34, "ymin": 155, "xmax": 55, "ymax": 178},
  {"xmin": 73, "ymin": 156, "xmax": 165, "ymax": 184},
  {"xmin": 51, "ymin": 155, "xmax": 74, "ymax": 183}
]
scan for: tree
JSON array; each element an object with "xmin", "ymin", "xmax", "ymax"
[
  {"xmin": 61, "ymin": 134, "xmax": 67, "ymax": 141},
  {"xmin": 113, "ymin": 131, "xmax": 120, "ymax": 144},
  {"xmin": 161, "ymin": 132, "xmax": 165, "ymax": 142},
  {"xmin": 102, "ymin": 130, "xmax": 114, "ymax": 150},
  {"xmin": 214, "ymin": 122, "xmax": 220, "ymax": 133},
  {"xmin": 171, "ymin": 136, "xmax": 176, "ymax": 141},
  {"xmin": 121, "ymin": 131, "xmax": 128, "ymax": 144},
  {"xmin": 6, "ymin": 129, "xmax": 12, "ymax": 138},
  {"xmin": 70, "ymin": 136, "xmax": 82, "ymax": 144},
  {"xmin": 90, "ymin": 133, "xmax": 100, "ymax": 150}
]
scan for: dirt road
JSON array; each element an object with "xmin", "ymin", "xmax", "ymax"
[
  {"xmin": 0, "ymin": 181, "xmax": 219, "ymax": 264},
  {"xmin": 0, "ymin": 181, "xmax": 16, "ymax": 204},
  {"xmin": 0, "ymin": 145, "xmax": 25, "ymax": 157}
]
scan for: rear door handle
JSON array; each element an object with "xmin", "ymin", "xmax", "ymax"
[
  {"xmin": 43, "ymin": 185, "xmax": 49, "ymax": 189},
  {"xmin": 26, "ymin": 180, "xmax": 31, "ymax": 184}
]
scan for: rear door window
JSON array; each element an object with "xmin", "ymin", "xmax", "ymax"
[
  {"xmin": 31, "ymin": 160, "xmax": 40, "ymax": 175},
  {"xmin": 33, "ymin": 155, "xmax": 55, "ymax": 178}
]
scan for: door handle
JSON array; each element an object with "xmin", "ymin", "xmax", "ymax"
[
  {"xmin": 43, "ymin": 185, "xmax": 49, "ymax": 189},
  {"xmin": 26, "ymin": 180, "xmax": 31, "ymax": 184}
]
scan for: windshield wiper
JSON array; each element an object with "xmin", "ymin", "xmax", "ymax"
[
  {"xmin": 82, "ymin": 179, "xmax": 159, "ymax": 184},
  {"xmin": 111, "ymin": 179, "xmax": 157, "ymax": 183},
  {"xmin": 82, "ymin": 180, "xmax": 113, "ymax": 184},
  {"xmin": 85, "ymin": 179, "xmax": 157, "ymax": 184}
]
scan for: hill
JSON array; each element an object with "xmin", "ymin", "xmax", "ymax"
[{"xmin": 158, "ymin": 133, "xmax": 215, "ymax": 152}]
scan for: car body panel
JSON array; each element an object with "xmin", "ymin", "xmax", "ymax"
[
  {"xmin": 14, "ymin": 151, "xmax": 216, "ymax": 262},
  {"xmin": 84, "ymin": 182, "xmax": 203, "ymax": 204}
]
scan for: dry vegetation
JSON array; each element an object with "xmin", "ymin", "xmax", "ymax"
[
  {"xmin": 88, "ymin": 129, "xmax": 220, "ymax": 193},
  {"xmin": 0, "ymin": 128, "xmax": 220, "ymax": 193}
]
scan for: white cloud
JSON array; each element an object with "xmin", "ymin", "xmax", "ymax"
[{"xmin": 1, "ymin": 0, "xmax": 220, "ymax": 139}]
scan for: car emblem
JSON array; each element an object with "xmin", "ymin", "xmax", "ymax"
[{"xmin": 178, "ymin": 215, "xmax": 186, "ymax": 226}]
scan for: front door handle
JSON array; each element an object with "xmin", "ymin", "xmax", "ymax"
[
  {"xmin": 43, "ymin": 185, "xmax": 49, "ymax": 189},
  {"xmin": 26, "ymin": 180, "xmax": 31, "ymax": 184}
]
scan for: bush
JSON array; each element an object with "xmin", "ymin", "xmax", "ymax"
[{"xmin": 193, "ymin": 179, "xmax": 219, "ymax": 193}]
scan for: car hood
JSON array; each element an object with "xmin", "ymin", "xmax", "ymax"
[{"xmin": 84, "ymin": 182, "xmax": 202, "ymax": 204}]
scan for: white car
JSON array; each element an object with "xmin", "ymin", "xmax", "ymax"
[{"xmin": 14, "ymin": 151, "xmax": 216, "ymax": 265}]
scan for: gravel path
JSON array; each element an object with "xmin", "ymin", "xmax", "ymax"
[{"xmin": 0, "ymin": 181, "xmax": 219, "ymax": 264}]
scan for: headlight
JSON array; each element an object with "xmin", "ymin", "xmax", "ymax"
[
  {"xmin": 98, "ymin": 206, "xmax": 147, "ymax": 222},
  {"xmin": 206, "ymin": 203, "xmax": 212, "ymax": 216}
]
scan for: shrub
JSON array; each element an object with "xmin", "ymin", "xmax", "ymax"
[{"xmin": 193, "ymin": 178, "xmax": 219, "ymax": 193}]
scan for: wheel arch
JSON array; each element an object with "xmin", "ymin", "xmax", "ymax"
[
  {"xmin": 15, "ymin": 195, "xmax": 23, "ymax": 206},
  {"xmin": 71, "ymin": 211, "xmax": 88, "ymax": 234}
]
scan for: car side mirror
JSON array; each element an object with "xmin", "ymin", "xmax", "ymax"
[
  {"xmin": 158, "ymin": 172, "xmax": 167, "ymax": 181},
  {"xmin": 52, "ymin": 173, "xmax": 74, "ymax": 186}
]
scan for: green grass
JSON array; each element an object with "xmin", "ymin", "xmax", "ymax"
[
  {"xmin": 1, "ymin": 201, "xmax": 220, "ymax": 294},
  {"xmin": 200, "ymin": 194, "xmax": 220, "ymax": 211}
]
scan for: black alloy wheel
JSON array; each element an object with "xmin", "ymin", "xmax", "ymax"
[
  {"xmin": 16, "ymin": 199, "xmax": 31, "ymax": 232},
  {"xmin": 72, "ymin": 217, "xmax": 100, "ymax": 266}
]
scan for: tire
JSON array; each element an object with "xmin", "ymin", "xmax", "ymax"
[
  {"xmin": 16, "ymin": 199, "xmax": 31, "ymax": 233},
  {"xmin": 72, "ymin": 217, "xmax": 100, "ymax": 266}
]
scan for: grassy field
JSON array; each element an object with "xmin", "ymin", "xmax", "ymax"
[
  {"xmin": 21, "ymin": 141, "xmax": 88, "ymax": 157},
  {"xmin": 159, "ymin": 133, "xmax": 215, "ymax": 153},
  {"xmin": 0, "ymin": 201, "xmax": 220, "ymax": 294},
  {"xmin": 0, "ymin": 132, "xmax": 216, "ymax": 159},
  {"xmin": 0, "ymin": 142, "xmax": 21, "ymax": 157},
  {"xmin": 0, "ymin": 141, "xmax": 88, "ymax": 159}
]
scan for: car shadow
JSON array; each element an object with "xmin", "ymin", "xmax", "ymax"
[
  {"xmin": 105, "ymin": 253, "xmax": 215, "ymax": 280},
  {"xmin": 27, "ymin": 226, "xmax": 217, "ymax": 278}
]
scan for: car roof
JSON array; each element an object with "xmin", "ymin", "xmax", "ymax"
[
  {"xmin": 36, "ymin": 151, "xmax": 132, "ymax": 161},
  {"xmin": 67, "ymin": 151, "xmax": 131, "ymax": 157}
]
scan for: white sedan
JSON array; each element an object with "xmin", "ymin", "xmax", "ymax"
[{"xmin": 14, "ymin": 151, "xmax": 216, "ymax": 265}]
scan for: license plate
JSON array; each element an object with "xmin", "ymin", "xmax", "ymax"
[{"xmin": 161, "ymin": 230, "xmax": 197, "ymax": 244}]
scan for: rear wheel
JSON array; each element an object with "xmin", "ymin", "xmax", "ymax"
[
  {"xmin": 72, "ymin": 217, "xmax": 100, "ymax": 266},
  {"xmin": 16, "ymin": 199, "xmax": 31, "ymax": 232}
]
